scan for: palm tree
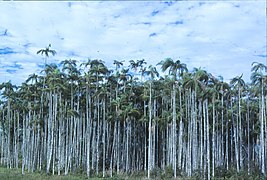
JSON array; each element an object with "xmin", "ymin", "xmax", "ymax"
[
  {"xmin": 26, "ymin": 73, "xmax": 39, "ymax": 85},
  {"xmin": 80, "ymin": 59, "xmax": 94, "ymax": 177},
  {"xmin": 0, "ymin": 81, "xmax": 16, "ymax": 169},
  {"xmin": 88, "ymin": 59, "xmax": 109, "ymax": 175},
  {"xmin": 251, "ymin": 62, "xmax": 267, "ymax": 174},
  {"xmin": 113, "ymin": 60, "xmax": 124, "ymax": 71},
  {"xmin": 251, "ymin": 62, "xmax": 267, "ymax": 73},
  {"xmin": 137, "ymin": 59, "xmax": 147, "ymax": 68},
  {"xmin": 183, "ymin": 68, "xmax": 209, "ymax": 176},
  {"xmin": 215, "ymin": 77, "xmax": 230, "ymax": 171},
  {"xmin": 157, "ymin": 58, "xmax": 188, "ymax": 80},
  {"xmin": 144, "ymin": 65, "xmax": 159, "ymax": 178},
  {"xmin": 37, "ymin": 44, "xmax": 57, "ymax": 65},
  {"xmin": 43, "ymin": 64, "xmax": 66, "ymax": 174},
  {"xmin": 230, "ymin": 74, "xmax": 246, "ymax": 172},
  {"xmin": 145, "ymin": 65, "xmax": 159, "ymax": 80},
  {"xmin": 158, "ymin": 58, "xmax": 188, "ymax": 178},
  {"xmin": 208, "ymin": 74, "xmax": 221, "ymax": 178},
  {"xmin": 36, "ymin": 45, "xmax": 57, "ymax": 170},
  {"xmin": 129, "ymin": 60, "xmax": 139, "ymax": 72}
]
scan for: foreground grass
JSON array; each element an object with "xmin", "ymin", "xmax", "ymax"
[
  {"xmin": 0, "ymin": 166, "xmax": 265, "ymax": 180},
  {"xmin": 0, "ymin": 167, "xmax": 92, "ymax": 180},
  {"xmin": 0, "ymin": 167, "xmax": 143, "ymax": 180}
]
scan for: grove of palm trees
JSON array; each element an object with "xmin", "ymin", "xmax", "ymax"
[{"xmin": 0, "ymin": 48, "xmax": 266, "ymax": 179}]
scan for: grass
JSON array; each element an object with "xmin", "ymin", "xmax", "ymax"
[
  {"xmin": 0, "ymin": 167, "xmax": 204, "ymax": 180},
  {"xmin": 0, "ymin": 166, "xmax": 265, "ymax": 180},
  {"xmin": 0, "ymin": 167, "xmax": 147, "ymax": 180},
  {"xmin": 0, "ymin": 167, "xmax": 91, "ymax": 180}
]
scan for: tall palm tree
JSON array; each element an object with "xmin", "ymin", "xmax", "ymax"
[
  {"xmin": 113, "ymin": 60, "xmax": 124, "ymax": 71},
  {"xmin": 157, "ymin": 58, "xmax": 188, "ymax": 80},
  {"xmin": 0, "ymin": 81, "xmax": 16, "ymax": 169},
  {"xmin": 158, "ymin": 58, "xmax": 188, "ymax": 178},
  {"xmin": 88, "ymin": 59, "xmax": 109, "ymax": 175},
  {"xmin": 208, "ymin": 74, "xmax": 221, "ymax": 178},
  {"xmin": 144, "ymin": 65, "xmax": 159, "ymax": 178},
  {"xmin": 251, "ymin": 62, "xmax": 267, "ymax": 174},
  {"xmin": 37, "ymin": 44, "xmax": 57, "ymax": 65},
  {"xmin": 36, "ymin": 46, "xmax": 57, "ymax": 169},
  {"xmin": 230, "ymin": 74, "xmax": 246, "ymax": 172},
  {"xmin": 80, "ymin": 59, "xmax": 94, "ymax": 177},
  {"xmin": 182, "ymin": 68, "xmax": 209, "ymax": 176},
  {"xmin": 129, "ymin": 60, "xmax": 139, "ymax": 72}
]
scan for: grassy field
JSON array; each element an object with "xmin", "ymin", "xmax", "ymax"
[
  {"xmin": 0, "ymin": 167, "xmax": 99, "ymax": 180},
  {"xmin": 0, "ymin": 167, "xmax": 148, "ymax": 180},
  {"xmin": 0, "ymin": 167, "xmax": 263, "ymax": 180}
]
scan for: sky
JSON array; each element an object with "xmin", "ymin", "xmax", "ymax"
[{"xmin": 0, "ymin": 1, "xmax": 266, "ymax": 85}]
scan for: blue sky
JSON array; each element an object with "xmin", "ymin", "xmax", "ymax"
[{"xmin": 0, "ymin": 1, "xmax": 266, "ymax": 85}]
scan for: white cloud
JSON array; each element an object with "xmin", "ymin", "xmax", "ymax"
[{"xmin": 0, "ymin": 1, "xmax": 265, "ymax": 85}]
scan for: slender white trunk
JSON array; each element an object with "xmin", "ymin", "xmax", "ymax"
[
  {"xmin": 178, "ymin": 87, "xmax": 183, "ymax": 170},
  {"xmin": 148, "ymin": 82, "xmax": 152, "ymax": 178},
  {"xmin": 102, "ymin": 100, "xmax": 106, "ymax": 177},
  {"xmin": 199, "ymin": 100, "xmax": 203, "ymax": 175},
  {"xmin": 221, "ymin": 93, "xmax": 224, "ymax": 167},
  {"xmin": 46, "ymin": 91, "xmax": 53, "ymax": 174},
  {"xmin": 226, "ymin": 105, "xmax": 229, "ymax": 170},
  {"xmin": 260, "ymin": 82, "xmax": 265, "ymax": 174},
  {"xmin": 172, "ymin": 84, "xmax": 177, "ymax": 178},
  {"xmin": 205, "ymin": 99, "xmax": 210, "ymax": 180},
  {"xmin": 212, "ymin": 95, "xmax": 215, "ymax": 177},
  {"xmin": 246, "ymin": 103, "xmax": 250, "ymax": 175},
  {"xmin": 238, "ymin": 89, "xmax": 243, "ymax": 170},
  {"xmin": 22, "ymin": 112, "xmax": 26, "ymax": 175}
]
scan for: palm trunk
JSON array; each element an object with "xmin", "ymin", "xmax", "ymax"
[
  {"xmin": 22, "ymin": 111, "xmax": 26, "ymax": 175},
  {"xmin": 260, "ymin": 81, "xmax": 265, "ymax": 174},
  {"xmin": 238, "ymin": 89, "xmax": 243, "ymax": 171},
  {"xmin": 102, "ymin": 100, "xmax": 106, "ymax": 177},
  {"xmin": 212, "ymin": 95, "xmax": 215, "ymax": 177},
  {"xmin": 246, "ymin": 102, "xmax": 250, "ymax": 175},
  {"xmin": 148, "ymin": 81, "xmax": 152, "ymax": 178},
  {"xmin": 178, "ymin": 86, "xmax": 183, "ymax": 170},
  {"xmin": 86, "ymin": 84, "xmax": 92, "ymax": 177},
  {"xmin": 172, "ymin": 84, "xmax": 177, "ymax": 178},
  {"xmin": 205, "ymin": 99, "xmax": 210, "ymax": 180}
]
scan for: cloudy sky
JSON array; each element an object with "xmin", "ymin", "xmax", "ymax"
[{"xmin": 0, "ymin": 1, "xmax": 266, "ymax": 85}]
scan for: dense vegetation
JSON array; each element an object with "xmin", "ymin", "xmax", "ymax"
[{"xmin": 0, "ymin": 46, "xmax": 266, "ymax": 179}]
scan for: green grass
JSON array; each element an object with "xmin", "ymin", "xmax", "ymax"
[
  {"xmin": 0, "ymin": 166, "xmax": 264, "ymax": 180},
  {"xmin": 0, "ymin": 167, "xmax": 148, "ymax": 180},
  {"xmin": 0, "ymin": 167, "xmax": 92, "ymax": 180}
]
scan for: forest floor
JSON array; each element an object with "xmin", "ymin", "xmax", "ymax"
[
  {"xmin": 0, "ymin": 167, "xmax": 262, "ymax": 180},
  {"xmin": 0, "ymin": 167, "xmax": 105, "ymax": 180},
  {"xmin": 0, "ymin": 167, "xmax": 200, "ymax": 180},
  {"xmin": 0, "ymin": 167, "xmax": 153, "ymax": 180}
]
